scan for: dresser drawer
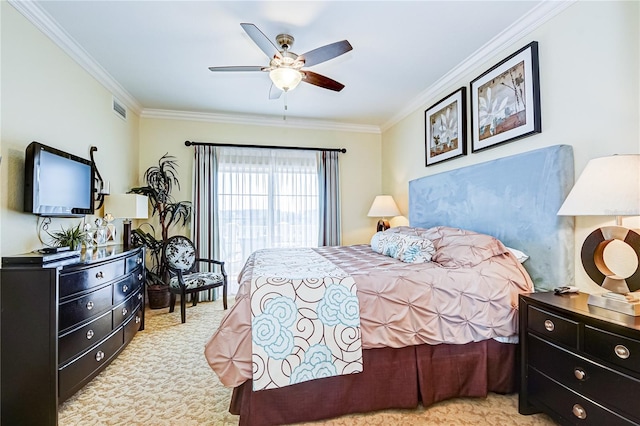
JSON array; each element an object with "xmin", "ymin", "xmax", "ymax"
[
  {"xmin": 59, "ymin": 284, "xmax": 113, "ymax": 332},
  {"xmin": 58, "ymin": 328, "xmax": 124, "ymax": 402},
  {"xmin": 528, "ymin": 305, "xmax": 578, "ymax": 349},
  {"xmin": 113, "ymin": 271, "xmax": 143, "ymax": 305},
  {"xmin": 529, "ymin": 334, "xmax": 640, "ymax": 422},
  {"xmin": 59, "ymin": 310, "xmax": 112, "ymax": 365},
  {"xmin": 124, "ymin": 306, "xmax": 143, "ymax": 344},
  {"xmin": 126, "ymin": 251, "xmax": 145, "ymax": 273},
  {"xmin": 529, "ymin": 368, "xmax": 636, "ymax": 425},
  {"xmin": 59, "ymin": 259, "xmax": 125, "ymax": 298},
  {"xmin": 113, "ymin": 291, "xmax": 141, "ymax": 329},
  {"xmin": 584, "ymin": 325, "xmax": 640, "ymax": 376}
]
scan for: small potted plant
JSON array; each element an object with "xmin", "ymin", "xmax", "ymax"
[
  {"xmin": 129, "ymin": 153, "xmax": 191, "ymax": 309},
  {"xmin": 47, "ymin": 223, "xmax": 86, "ymax": 250}
]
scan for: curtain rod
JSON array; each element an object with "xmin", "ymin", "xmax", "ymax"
[{"xmin": 184, "ymin": 140, "xmax": 346, "ymax": 154}]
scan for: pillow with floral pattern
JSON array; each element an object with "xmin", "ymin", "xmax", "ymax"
[{"xmin": 371, "ymin": 231, "xmax": 435, "ymax": 263}]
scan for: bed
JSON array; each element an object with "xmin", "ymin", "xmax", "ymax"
[{"xmin": 204, "ymin": 144, "xmax": 575, "ymax": 426}]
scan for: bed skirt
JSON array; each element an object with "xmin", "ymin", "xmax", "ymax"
[{"xmin": 229, "ymin": 339, "xmax": 517, "ymax": 426}]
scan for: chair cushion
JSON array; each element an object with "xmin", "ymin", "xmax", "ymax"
[{"xmin": 169, "ymin": 271, "xmax": 225, "ymax": 290}]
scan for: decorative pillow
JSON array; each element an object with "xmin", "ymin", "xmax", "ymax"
[
  {"xmin": 371, "ymin": 230, "xmax": 435, "ymax": 263},
  {"xmin": 505, "ymin": 246, "xmax": 530, "ymax": 263}
]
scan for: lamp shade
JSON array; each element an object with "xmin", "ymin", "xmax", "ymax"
[
  {"xmin": 269, "ymin": 67, "xmax": 302, "ymax": 92},
  {"xmin": 104, "ymin": 194, "xmax": 149, "ymax": 219},
  {"xmin": 557, "ymin": 154, "xmax": 640, "ymax": 217},
  {"xmin": 367, "ymin": 195, "xmax": 401, "ymax": 218}
]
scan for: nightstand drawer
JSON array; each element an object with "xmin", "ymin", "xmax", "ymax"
[
  {"xmin": 529, "ymin": 334, "xmax": 640, "ymax": 421},
  {"xmin": 585, "ymin": 325, "xmax": 640, "ymax": 376},
  {"xmin": 529, "ymin": 368, "xmax": 637, "ymax": 425},
  {"xmin": 528, "ymin": 305, "xmax": 578, "ymax": 349}
]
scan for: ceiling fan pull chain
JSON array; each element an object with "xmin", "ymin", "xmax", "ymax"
[{"xmin": 283, "ymin": 91, "xmax": 288, "ymax": 121}]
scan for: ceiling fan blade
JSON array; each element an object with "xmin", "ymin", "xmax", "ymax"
[
  {"xmin": 208, "ymin": 66, "xmax": 265, "ymax": 72},
  {"xmin": 269, "ymin": 84, "xmax": 283, "ymax": 100},
  {"xmin": 300, "ymin": 40, "xmax": 352, "ymax": 67},
  {"xmin": 302, "ymin": 71, "xmax": 345, "ymax": 92},
  {"xmin": 240, "ymin": 23, "xmax": 280, "ymax": 59}
]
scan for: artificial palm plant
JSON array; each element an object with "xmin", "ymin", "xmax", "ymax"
[{"xmin": 129, "ymin": 153, "xmax": 192, "ymax": 308}]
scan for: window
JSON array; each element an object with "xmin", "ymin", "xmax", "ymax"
[{"xmin": 217, "ymin": 147, "xmax": 319, "ymax": 293}]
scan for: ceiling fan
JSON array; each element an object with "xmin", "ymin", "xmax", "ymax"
[{"xmin": 209, "ymin": 23, "xmax": 352, "ymax": 99}]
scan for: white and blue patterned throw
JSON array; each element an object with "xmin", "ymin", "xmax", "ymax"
[{"xmin": 250, "ymin": 248, "xmax": 363, "ymax": 390}]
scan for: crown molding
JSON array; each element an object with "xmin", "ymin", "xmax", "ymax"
[
  {"xmin": 140, "ymin": 109, "xmax": 381, "ymax": 134},
  {"xmin": 12, "ymin": 0, "xmax": 574, "ymax": 134},
  {"xmin": 9, "ymin": 0, "xmax": 143, "ymax": 115},
  {"xmin": 380, "ymin": 0, "xmax": 577, "ymax": 132}
]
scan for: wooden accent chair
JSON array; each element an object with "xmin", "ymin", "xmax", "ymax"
[{"xmin": 163, "ymin": 235, "xmax": 227, "ymax": 323}]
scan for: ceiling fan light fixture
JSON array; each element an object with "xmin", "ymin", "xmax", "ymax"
[{"xmin": 269, "ymin": 67, "xmax": 302, "ymax": 92}]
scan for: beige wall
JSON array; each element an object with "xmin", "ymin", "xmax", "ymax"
[
  {"xmin": 381, "ymin": 0, "xmax": 640, "ymax": 292},
  {"xmin": 0, "ymin": 2, "xmax": 140, "ymax": 257},
  {"xmin": 139, "ymin": 117, "xmax": 381, "ymax": 246},
  {"xmin": 3, "ymin": 0, "xmax": 639, "ymax": 291}
]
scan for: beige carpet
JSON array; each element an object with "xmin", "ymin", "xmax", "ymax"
[{"xmin": 59, "ymin": 300, "xmax": 556, "ymax": 426}]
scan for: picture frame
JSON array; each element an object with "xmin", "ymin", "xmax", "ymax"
[
  {"xmin": 470, "ymin": 41, "xmax": 541, "ymax": 152},
  {"xmin": 424, "ymin": 87, "xmax": 467, "ymax": 166}
]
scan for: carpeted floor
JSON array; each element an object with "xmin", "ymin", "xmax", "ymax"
[{"xmin": 59, "ymin": 300, "xmax": 556, "ymax": 425}]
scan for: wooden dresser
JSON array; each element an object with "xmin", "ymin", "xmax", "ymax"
[
  {"xmin": 1, "ymin": 245, "xmax": 145, "ymax": 425},
  {"xmin": 519, "ymin": 292, "xmax": 640, "ymax": 425}
]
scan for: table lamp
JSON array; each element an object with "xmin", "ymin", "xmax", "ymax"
[
  {"xmin": 557, "ymin": 154, "xmax": 640, "ymax": 314},
  {"xmin": 104, "ymin": 194, "xmax": 149, "ymax": 250},
  {"xmin": 367, "ymin": 195, "xmax": 401, "ymax": 232}
]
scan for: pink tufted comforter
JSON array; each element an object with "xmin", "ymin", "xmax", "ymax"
[{"xmin": 204, "ymin": 226, "xmax": 534, "ymax": 388}]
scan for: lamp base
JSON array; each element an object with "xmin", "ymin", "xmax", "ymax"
[
  {"xmin": 587, "ymin": 293, "xmax": 640, "ymax": 316},
  {"xmin": 581, "ymin": 226, "xmax": 640, "ymax": 293},
  {"xmin": 376, "ymin": 219, "xmax": 390, "ymax": 232}
]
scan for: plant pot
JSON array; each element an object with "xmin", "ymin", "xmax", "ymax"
[{"xmin": 147, "ymin": 285, "xmax": 171, "ymax": 309}]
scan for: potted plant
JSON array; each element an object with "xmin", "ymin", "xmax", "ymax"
[
  {"xmin": 129, "ymin": 153, "xmax": 192, "ymax": 309},
  {"xmin": 47, "ymin": 223, "xmax": 86, "ymax": 250}
]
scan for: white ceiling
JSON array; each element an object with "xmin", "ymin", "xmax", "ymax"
[{"xmin": 18, "ymin": 1, "xmax": 569, "ymax": 130}]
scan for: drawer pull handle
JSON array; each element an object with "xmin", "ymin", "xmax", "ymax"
[
  {"xmin": 573, "ymin": 368, "xmax": 586, "ymax": 380},
  {"xmin": 615, "ymin": 344, "xmax": 630, "ymax": 359},
  {"xmin": 86, "ymin": 301, "xmax": 94, "ymax": 310},
  {"xmin": 138, "ymin": 293, "xmax": 143, "ymax": 300},
  {"xmin": 123, "ymin": 285, "xmax": 129, "ymax": 293},
  {"xmin": 135, "ymin": 315, "xmax": 141, "ymax": 324},
  {"xmin": 122, "ymin": 308, "xmax": 128, "ymax": 316},
  {"xmin": 137, "ymin": 257, "xmax": 143, "ymax": 265},
  {"xmin": 95, "ymin": 351, "xmax": 105, "ymax": 362},
  {"xmin": 138, "ymin": 273, "xmax": 143, "ymax": 281},
  {"xmin": 544, "ymin": 319, "xmax": 555, "ymax": 332},
  {"xmin": 96, "ymin": 271, "xmax": 104, "ymax": 279},
  {"xmin": 86, "ymin": 329, "xmax": 94, "ymax": 340},
  {"xmin": 572, "ymin": 404, "xmax": 587, "ymax": 419}
]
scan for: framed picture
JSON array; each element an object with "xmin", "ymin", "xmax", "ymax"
[
  {"xmin": 424, "ymin": 87, "xmax": 466, "ymax": 166},
  {"xmin": 470, "ymin": 41, "xmax": 541, "ymax": 152}
]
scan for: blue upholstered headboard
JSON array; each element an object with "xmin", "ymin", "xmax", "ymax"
[{"xmin": 409, "ymin": 145, "xmax": 575, "ymax": 291}]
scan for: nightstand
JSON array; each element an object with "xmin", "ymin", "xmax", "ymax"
[{"xmin": 519, "ymin": 292, "xmax": 640, "ymax": 425}]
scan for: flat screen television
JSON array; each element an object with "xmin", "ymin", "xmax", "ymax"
[{"xmin": 24, "ymin": 141, "xmax": 95, "ymax": 217}]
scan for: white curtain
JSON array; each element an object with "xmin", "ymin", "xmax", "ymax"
[{"xmin": 216, "ymin": 147, "xmax": 319, "ymax": 294}]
